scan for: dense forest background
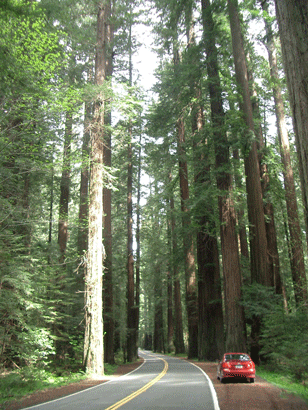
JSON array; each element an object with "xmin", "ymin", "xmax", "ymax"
[{"xmin": 1, "ymin": 0, "xmax": 308, "ymax": 381}]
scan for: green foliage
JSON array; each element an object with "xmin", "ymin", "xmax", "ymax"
[
  {"xmin": 0, "ymin": 368, "xmax": 86, "ymax": 406},
  {"xmin": 16, "ymin": 328, "xmax": 56, "ymax": 367},
  {"xmin": 0, "ymin": 350, "xmax": 137, "ymax": 406},
  {"xmin": 242, "ymin": 284, "xmax": 308, "ymax": 382},
  {"xmin": 261, "ymin": 307, "xmax": 308, "ymax": 382},
  {"xmin": 257, "ymin": 366, "xmax": 308, "ymax": 403},
  {"xmin": 241, "ymin": 283, "xmax": 282, "ymax": 320}
]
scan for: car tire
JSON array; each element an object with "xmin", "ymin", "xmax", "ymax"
[
  {"xmin": 220, "ymin": 377, "xmax": 225, "ymax": 384},
  {"xmin": 250, "ymin": 378, "xmax": 255, "ymax": 383}
]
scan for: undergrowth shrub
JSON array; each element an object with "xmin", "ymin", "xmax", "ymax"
[
  {"xmin": 261, "ymin": 307, "xmax": 308, "ymax": 382},
  {"xmin": 242, "ymin": 283, "xmax": 308, "ymax": 382}
]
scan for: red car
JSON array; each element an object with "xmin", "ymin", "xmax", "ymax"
[{"xmin": 217, "ymin": 353, "xmax": 255, "ymax": 383}]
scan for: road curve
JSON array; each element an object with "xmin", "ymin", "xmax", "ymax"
[{"xmin": 22, "ymin": 351, "xmax": 220, "ymax": 410}]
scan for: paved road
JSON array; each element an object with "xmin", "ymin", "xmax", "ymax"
[{"xmin": 23, "ymin": 351, "xmax": 220, "ymax": 410}]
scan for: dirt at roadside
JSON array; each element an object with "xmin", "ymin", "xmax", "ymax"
[
  {"xmin": 2, "ymin": 359, "xmax": 308, "ymax": 410},
  {"xmin": 194, "ymin": 361, "xmax": 308, "ymax": 410},
  {"xmin": 1, "ymin": 361, "xmax": 141, "ymax": 410}
]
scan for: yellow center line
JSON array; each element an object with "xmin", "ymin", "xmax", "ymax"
[{"xmin": 104, "ymin": 357, "xmax": 169, "ymax": 410}]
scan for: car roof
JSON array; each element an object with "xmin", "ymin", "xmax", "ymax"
[{"xmin": 224, "ymin": 352, "xmax": 250, "ymax": 355}]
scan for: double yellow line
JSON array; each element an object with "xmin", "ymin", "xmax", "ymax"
[{"xmin": 105, "ymin": 357, "xmax": 169, "ymax": 410}]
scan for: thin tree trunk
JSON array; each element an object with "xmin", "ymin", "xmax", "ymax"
[
  {"xmin": 126, "ymin": 123, "xmax": 136, "ymax": 362},
  {"xmin": 58, "ymin": 111, "xmax": 72, "ymax": 263},
  {"xmin": 173, "ymin": 44, "xmax": 198, "ymax": 358},
  {"xmin": 76, "ymin": 102, "xmax": 90, "ymax": 330},
  {"xmin": 153, "ymin": 264, "xmax": 164, "ymax": 353},
  {"xmin": 228, "ymin": 0, "xmax": 269, "ymax": 287},
  {"xmin": 167, "ymin": 266, "xmax": 174, "ymax": 353},
  {"xmin": 54, "ymin": 112, "xmax": 73, "ymax": 359},
  {"xmin": 232, "ymin": 148, "xmax": 249, "ymax": 263},
  {"xmin": 126, "ymin": 16, "xmax": 137, "ymax": 363},
  {"xmin": 48, "ymin": 148, "xmax": 55, "ymax": 245},
  {"xmin": 78, "ymin": 104, "xmax": 90, "ymax": 260},
  {"xmin": 169, "ymin": 173, "xmax": 185, "ymax": 355},
  {"xmin": 262, "ymin": 0, "xmax": 307, "ymax": 306},
  {"xmin": 247, "ymin": 60, "xmax": 281, "ymax": 292},
  {"xmin": 135, "ymin": 134, "xmax": 141, "ymax": 353},
  {"xmin": 177, "ymin": 116, "xmax": 198, "ymax": 359},
  {"xmin": 228, "ymin": 0, "xmax": 271, "ymax": 363},
  {"xmin": 103, "ymin": 0, "xmax": 114, "ymax": 365},
  {"xmin": 202, "ymin": 0, "xmax": 246, "ymax": 353},
  {"xmin": 274, "ymin": 0, "xmax": 308, "ymax": 257}
]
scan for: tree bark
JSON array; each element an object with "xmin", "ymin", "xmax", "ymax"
[
  {"xmin": 228, "ymin": 0, "xmax": 269, "ymax": 287},
  {"xmin": 58, "ymin": 111, "xmax": 72, "ymax": 263},
  {"xmin": 167, "ymin": 266, "xmax": 174, "ymax": 353},
  {"xmin": 126, "ymin": 16, "xmax": 137, "ymax": 363},
  {"xmin": 84, "ymin": 2, "xmax": 109, "ymax": 377},
  {"xmin": 153, "ymin": 264, "xmax": 164, "ymax": 353},
  {"xmin": 274, "ymin": 0, "xmax": 308, "ymax": 260},
  {"xmin": 126, "ymin": 122, "xmax": 136, "ymax": 362},
  {"xmin": 232, "ymin": 148, "xmax": 249, "ymax": 263},
  {"xmin": 173, "ymin": 44, "xmax": 198, "ymax": 358},
  {"xmin": 169, "ymin": 173, "xmax": 185, "ymax": 355},
  {"xmin": 177, "ymin": 117, "xmax": 198, "ymax": 359},
  {"xmin": 135, "ymin": 134, "xmax": 141, "ymax": 354},
  {"xmin": 247, "ymin": 59, "xmax": 281, "ymax": 292},
  {"xmin": 197, "ymin": 214, "xmax": 225, "ymax": 360},
  {"xmin": 264, "ymin": 0, "xmax": 307, "ymax": 305},
  {"xmin": 102, "ymin": 0, "xmax": 114, "ymax": 365},
  {"xmin": 78, "ymin": 104, "xmax": 90, "ymax": 261},
  {"xmin": 201, "ymin": 0, "xmax": 246, "ymax": 353}
]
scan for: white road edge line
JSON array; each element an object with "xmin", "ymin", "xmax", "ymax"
[
  {"xmin": 21, "ymin": 359, "xmax": 148, "ymax": 410},
  {"xmin": 189, "ymin": 361, "xmax": 221, "ymax": 410},
  {"xmin": 141, "ymin": 350, "xmax": 221, "ymax": 410}
]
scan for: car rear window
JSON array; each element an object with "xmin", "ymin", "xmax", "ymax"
[{"xmin": 225, "ymin": 354, "xmax": 250, "ymax": 361}]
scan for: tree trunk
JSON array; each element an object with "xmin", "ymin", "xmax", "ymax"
[
  {"xmin": 126, "ymin": 123, "xmax": 136, "ymax": 362},
  {"xmin": 232, "ymin": 148, "xmax": 249, "ymax": 264},
  {"xmin": 173, "ymin": 42, "xmax": 198, "ymax": 358},
  {"xmin": 84, "ymin": 2, "xmax": 109, "ymax": 377},
  {"xmin": 58, "ymin": 111, "xmax": 72, "ymax": 263},
  {"xmin": 228, "ymin": 0, "xmax": 269, "ymax": 287},
  {"xmin": 177, "ymin": 116, "xmax": 198, "ymax": 359},
  {"xmin": 126, "ymin": 17, "xmax": 137, "ymax": 363},
  {"xmin": 169, "ymin": 173, "xmax": 185, "ymax": 355},
  {"xmin": 201, "ymin": 0, "xmax": 246, "ymax": 353},
  {"xmin": 197, "ymin": 214, "xmax": 225, "ymax": 360},
  {"xmin": 274, "ymin": 0, "xmax": 308, "ymax": 259},
  {"xmin": 135, "ymin": 134, "xmax": 141, "ymax": 353},
  {"xmin": 78, "ymin": 104, "xmax": 90, "ymax": 261},
  {"xmin": 55, "ymin": 111, "xmax": 73, "ymax": 358},
  {"xmin": 247, "ymin": 60, "xmax": 281, "ymax": 292},
  {"xmin": 103, "ymin": 0, "xmax": 114, "ymax": 365},
  {"xmin": 48, "ymin": 146, "xmax": 55, "ymax": 245},
  {"xmin": 153, "ymin": 264, "xmax": 164, "ymax": 353},
  {"xmin": 167, "ymin": 267, "xmax": 174, "ymax": 353},
  {"xmin": 263, "ymin": 0, "xmax": 307, "ymax": 305}
]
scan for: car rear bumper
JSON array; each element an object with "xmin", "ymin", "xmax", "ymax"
[{"xmin": 222, "ymin": 370, "xmax": 255, "ymax": 378}]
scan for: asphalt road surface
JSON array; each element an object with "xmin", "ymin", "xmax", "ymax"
[{"xmin": 22, "ymin": 351, "xmax": 220, "ymax": 410}]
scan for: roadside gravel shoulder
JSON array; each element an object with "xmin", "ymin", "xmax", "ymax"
[{"xmin": 193, "ymin": 361, "xmax": 308, "ymax": 410}]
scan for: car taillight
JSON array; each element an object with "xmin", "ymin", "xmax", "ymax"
[{"xmin": 222, "ymin": 362, "xmax": 230, "ymax": 369}]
